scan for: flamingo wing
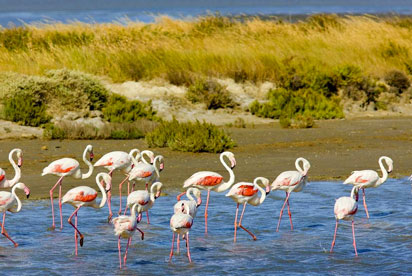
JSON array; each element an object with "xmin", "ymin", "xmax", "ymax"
[
  {"xmin": 334, "ymin": 196, "xmax": 358, "ymax": 219},
  {"xmin": 62, "ymin": 186, "xmax": 97, "ymax": 204},
  {"xmin": 343, "ymin": 170, "xmax": 379, "ymax": 186},
  {"xmin": 0, "ymin": 191, "xmax": 14, "ymax": 210},
  {"xmin": 42, "ymin": 158, "xmax": 79, "ymax": 176},
  {"xmin": 94, "ymin": 151, "xmax": 130, "ymax": 170},
  {"xmin": 271, "ymin": 171, "xmax": 302, "ymax": 189},
  {"xmin": 127, "ymin": 190, "xmax": 150, "ymax": 206},
  {"xmin": 183, "ymin": 171, "xmax": 223, "ymax": 188},
  {"xmin": 226, "ymin": 182, "xmax": 257, "ymax": 197},
  {"xmin": 113, "ymin": 216, "xmax": 134, "ymax": 236},
  {"xmin": 170, "ymin": 213, "xmax": 193, "ymax": 230}
]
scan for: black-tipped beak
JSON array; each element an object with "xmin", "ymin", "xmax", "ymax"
[
  {"xmin": 90, "ymin": 153, "xmax": 94, "ymax": 162},
  {"xmin": 26, "ymin": 194, "xmax": 30, "ymax": 199},
  {"xmin": 388, "ymin": 170, "xmax": 393, "ymax": 174}
]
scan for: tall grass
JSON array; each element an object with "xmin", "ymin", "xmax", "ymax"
[{"xmin": 0, "ymin": 15, "xmax": 412, "ymax": 84}]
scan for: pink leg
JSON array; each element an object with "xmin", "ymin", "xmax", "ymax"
[
  {"xmin": 362, "ymin": 188, "xmax": 370, "ymax": 219},
  {"xmin": 68, "ymin": 206, "xmax": 83, "ymax": 253},
  {"xmin": 74, "ymin": 212, "xmax": 78, "ymax": 255},
  {"xmin": 330, "ymin": 220, "xmax": 338, "ymax": 252},
  {"xmin": 123, "ymin": 184, "xmax": 135, "ymax": 215},
  {"xmin": 49, "ymin": 176, "xmax": 64, "ymax": 230},
  {"xmin": 276, "ymin": 192, "xmax": 292, "ymax": 232},
  {"xmin": 127, "ymin": 181, "xmax": 130, "ymax": 195},
  {"xmin": 176, "ymin": 192, "xmax": 186, "ymax": 201},
  {"xmin": 352, "ymin": 220, "xmax": 358, "ymax": 256},
  {"xmin": 123, "ymin": 237, "xmax": 131, "ymax": 265},
  {"xmin": 107, "ymin": 169, "xmax": 114, "ymax": 222},
  {"xmin": 1, "ymin": 212, "xmax": 18, "ymax": 247},
  {"xmin": 136, "ymin": 227, "xmax": 144, "ymax": 240},
  {"xmin": 146, "ymin": 211, "xmax": 150, "ymax": 224},
  {"xmin": 186, "ymin": 232, "xmax": 192, "ymax": 263},
  {"xmin": 59, "ymin": 182, "xmax": 63, "ymax": 229},
  {"xmin": 205, "ymin": 190, "xmax": 210, "ymax": 234},
  {"xmin": 238, "ymin": 203, "xmax": 257, "ymax": 240},
  {"xmin": 118, "ymin": 175, "xmax": 129, "ymax": 215},
  {"xmin": 234, "ymin": 203, "xmax": 239, "ymax": 243},
  {"xmin": 118, "ymin": 237, "xmax": 122, "ymax": 269},
  {"xmin": 286, "ymin": 194, "xmax": 294, "ymax": 230},
  {"xmin": 145, "ymin": 182, "xmax": 148, "ymax": 190},
  {"xmin": 169, "ymin": 232, "xmax": 175, "ymax": 262},
  {"xmin": 177, "ymin": 234, "xmax": 180, "ymax": 253}
]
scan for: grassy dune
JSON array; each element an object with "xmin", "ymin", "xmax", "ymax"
[{"xmin": 1, "ymin": 15, "xmax": 412, "ymax": 84}]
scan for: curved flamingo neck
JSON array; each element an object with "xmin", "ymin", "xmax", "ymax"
[
  {"xmin": 96, "ymin": 173, "xmax": 108, "ymax": 208},
  {"xmin": 214, "ymin": 153, "xmax": 235, "ymax": 193},
  {"xmin": 130, "ymin": 203, "xmax": 138, "ymax": 219},
  {"xmin": 186, "ymin": 188, "xmax": 195, "ymax": 201},
  {"xmin": 351, "ymin": 186, "xmax": 359, "ymax": 201},
  {"xmin": 376, "ymin": 157, "xmax": 389, "ymax": 187},
  {"xmin": 295, "ymin": 158, "xmax": 304, "ymax": 174},
  {"xmin": 11, "ymin": 185, "xmax": 22, "ymax": 213},
  {"xmin": 140, "ymin": 150, "xmax": 153, "ymax": 164},
  {"xmin": 252, "ymin": 177, "xmax": 267, "ymax": 205},
  {"xmin": 129, "ymin": 149, "xmax": 140, "ymax": 166},
  {"xmin": 8, "ymin": 149, "xmax": 21, "ymax": 187},
  {"xmin": 153, "ymin": 155, "xmax": 164, "ymax": 179},
  {"xmin": 150, "ymin": 182, "xmax": 162, "ymax": 202},
  {"xmin": 81, "ymin": 146, "xmax": 94, "ymax": 179}
]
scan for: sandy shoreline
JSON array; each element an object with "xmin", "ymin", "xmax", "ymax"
[{"xmin": 0, "ymin": 117, "xmax": 411, "ymax": 199}]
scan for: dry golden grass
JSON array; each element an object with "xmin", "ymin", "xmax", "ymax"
[{"xmin": 0, "ymin": 15, "xmax": 412, "ymax": 83}]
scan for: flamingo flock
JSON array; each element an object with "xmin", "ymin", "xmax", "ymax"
[{"xmin": 0, "ymin": 146, "xmax": 402, "ymax": 268}]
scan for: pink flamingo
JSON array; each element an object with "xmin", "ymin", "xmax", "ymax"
[
  {"xmin": 169, "ymin": 202, "xmax": 194, "ymax": 263},
  {"xmin": 343, "ymin": 156, "xmax": 393, "ymax": 218},
  {"xmin": 226, "ymin": 177, "xmax": 270, "ymax": 242},
  {"xmin": 112, "ymin": 203, "xmax": 144, "ymax": 269},
  {"xmin": 330, "ymin": 186, "xmax": 360, "ymax": 256},
  {"xmin": 271, "ymin": 157, "xmax": 311, "ymax": 232},
  {"xmin": 0, "ymin": 148, "xmax": 23, "ymax": 188},
  {"xmin": 61, "ymin": 172, "xmax": 109, "ymax": 255},
  {"xmin": 125, "ymin": 182, "xmax": 163, "ymax": 224},
  {"xmin": 42, "ymin": 144, "xmax": 94, "ymax": 230},
  {"xmin": 174, "ymin": 188, "xmax": 202, "ymax": 252},
  {"xmin": 94, "ymin": 149, "xmax": 154, "ymax": 219},
  {"xmin": 180, "ymin": 151, "xmax": 236, "ymax": 234},
  {"xmin": 0, "ymin": 182, "xmax": 30, "ymax": 247}
]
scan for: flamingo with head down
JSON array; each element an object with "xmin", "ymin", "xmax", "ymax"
[
  {"xmin": 0, "ymin": 182, "xmax": 30, "ymax": 247},
  {"xmin": 179, "ymin": 151, "xmax": 236, "ymax": 234},
  {"xmin": 343, "ymin": 156, "xmax": 393, "ymax": 218},
  {"xmin": 42, "ymin": 144, "xmax": 94, "ymax": 230},
  {"xmin": 330, "ymin": 186, "xmax": 360, "ymax": 256},
  {"xmin": 0, "ymin": 148, "xmax": 23, "ymax": 188},
  {"xmin": 271, "ymin": 157, "xmax": 311, "ymax": 232},
  {"xmin": 62, "ymin": 172, "xmax": 110, "ymax": 255},
  {"xmin": 226, "ymin": 177, "xmax": 270, "ymax": 242}
]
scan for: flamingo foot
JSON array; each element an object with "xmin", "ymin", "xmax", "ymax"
[
  {"xmin": 79, "ymin": 235, "xmax": 84, "ymax": 247},
  {"xmin": 108, "ymin": 214, "xmax": 113, "ymax": 223}
]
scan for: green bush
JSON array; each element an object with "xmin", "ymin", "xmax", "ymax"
[
  {"xmin": 102, "ymin": 94, "xmax": 156, "ymax": 123},
  {"xmin": 145, "ymin": 119, "xmax": 236, "ymax": 153},
  {"xmin": 250, "ymin": 88, "xmax": 344, "ymax": 120},
  {"xmin": 384, "ymin": 70, "xmax": 410, "ymax": 94},
  {"xmin": 187, "ymin": 79, "xmax": 237, "ymax": 109},
  {"xmin": 43, "ymin": 123, "xmax": 67, "ymax": 139}
]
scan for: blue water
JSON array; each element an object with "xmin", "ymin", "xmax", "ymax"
[
  {"xmin": 1, "ymin": 0, "xmax": 412, "ymax": 27},
  {"xmin": 0, "ymin": 179, "xmax": 411, "ymax": 275}
]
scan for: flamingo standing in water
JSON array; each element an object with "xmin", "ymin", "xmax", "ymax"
[
  {"xmin": 343, "ymin": 156, "xmax": 393, "ymax": 218},
  {"xmin": 271, "ymin": 157, "xmax": 311, "ymax": 232},
  {"xmin": 125, "ymin": 182, "xmax": 163, "ymax": 224},
  {"xmin": 0, "ymin": 182, "xmax": 30, "ymax": 247},
  {"xmin": 180, "ymin": 151, "xmax": 236, "ymax": 234},
  {"xmin": 169, "ymin": 202, "xmax": 194, "ymax": 263},
  {"xmin": 174, "ymin": 188, "xmax": 202, "ymax": 252},
  {"xmin": 94, "ymin": 149, "xmax": 154, "ymax": 219},
  {"xmin": 0, "ymin": 148, "xmax": 23, "ymax": 188},
  {"xmin": 42, "ymin": 144, "xmax": 94, "ymax": 230},
  {"xmin": 112, "ymin": 203, "xmax": 144, "ymax": 269},
  {"xmin": 330, "ymin": 186, "xmax": 360, "ymax": 256},
  {"xmin": 226, "ymin": 177, "xmax": 270, "ymax": 242},
  {"xmin": 62, "ymin": 172, "xmax": 110, "ymax": 255}
]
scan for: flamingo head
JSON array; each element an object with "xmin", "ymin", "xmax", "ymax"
[
  {"xmin": 386, "ymin": 157, "xmax": 393, "ymax": 173},
  {"xmin": 89, "ymin": 151, "xmax": 94, "ymax": 162},
  {"xmin": 352, "ymin": 186, "xmax": 359, "ymax": 201},
  {"xmin": 194, "ymin": 188, "xmax": 202, "ymax": 207},
  {"xmin": 223, "ymin": 152, "xmax": 236, "ymax": 169},
  {"xmin": 15, "ymin": 183, "xmax": 30, "ymax": 199},
  {"xmin": 16, "ymin": 149, "xmax": 23, "ymax": 168}
]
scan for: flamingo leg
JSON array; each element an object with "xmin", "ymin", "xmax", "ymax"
[
  {"xmin": 286, "ymin": 194, "xmax": 294, "ymax": 230},
  {"xmin": 352, "ymin": 220, "xmax": 358, "ymax": 256},
  {"xmin": 106, "ymin": 170, "xmax": 114, "ymax": 222},
  {"xmin": 176, "ymin": 192, "xmax": 186, "ymax": 201},
  {"xmin": 118, "ymin": 175, "xmax": 129, "ymax": 215},
  {"xmin": 123, "ymin": 183, "xmax": 136, "ymax": 215},
  {"xmin": 362, "ymin": 188, "xmax": 370, "ymax": 219},
  {"xmin": 127, "ymin": 181, "xmax": 130, "ymax": 195},
  {"xmin": 123, "ymin": 237, "xmax": 131, "ymax": 265},
  {"xmin": 276, "ymin": 192, "xmax": 291, "ymax": 232},
  {"xmin": 177, "ymin": 234, "xmax": 180, "ymax": 253},
  {"xmin": 330, "ymin": 220, "xmax": 338, "ymax": 253},
  {"xmin": 146, "ymin": 211, "xmax": 150, "ymax": 224},
  {"xmin": 68, "ymin": 206, "xmax": 84, "ymax": 253},
  {"xmin": 186, "ymin": 232, "xmax": 192, "ymax": 263},
  {"xmin": 169, "ymin": 232, "xmax": 175, "ymax": 262},
  {"xmin": 233, "ymin": 203, "xmax": 239, "ymax": 243},
  {"xmin": 238, "ymin": 203, "xmax": 257, "ymax": 241},
  {"xmin": 205, "ymin": 190, "xmax": 210, "ymax": 234},
  {"xmin": 136, "ymin": 227, "xmax": 144, "ymax": 240},
  {"xmin": 118, "ymin": 236, "xmax": 122, "ymax": 269},
  {"xmin": 74, "ymin": 212, "xmax": 78, "ymax": 255},
  {"xmin": 1, "ymin": 212, "xmax": 18, "ymax": 247},
  {"xmin": 49, "ymin": 176, "xmax": 64, "ymax": 230}
]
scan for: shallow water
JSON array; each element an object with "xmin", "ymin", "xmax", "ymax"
[{"xmin": 0, "ymin": 178, "xmax": 411, "ymax": 275}]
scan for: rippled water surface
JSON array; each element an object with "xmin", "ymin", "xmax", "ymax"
[{"xmin": 0, "ymin": 179, "xmax": 411, "ymax": 275}]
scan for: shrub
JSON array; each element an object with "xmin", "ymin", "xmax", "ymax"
[
  {"xmin": 102, "ymin": 94, "xmax": 156, "ymax": 123},
  {"xmin": 145, "ymin": 119, "xmax": 236, "ymax": 153},
  {"xmin": 384, "ymin": 70, "xmax": 410, "ymax": 94},
  {"xmin": 187, "ymin": 79, "xmax": 237, "ymax": 109}
]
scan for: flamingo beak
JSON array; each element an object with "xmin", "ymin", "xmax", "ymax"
[
  {"xmin": 89, "ymin": 152, "xmax": 94, "ymax": 162},
  {"xmin": 265, "ymin": 185, "xmax": 271, "ymax": 195},
  {"xmin": 24, "ymin": 187, "xmax": 30, "ymax": 199},
  {"xmin": 150, "ymin": 156, "xmax": 155, "ymax": 165},
  {"xmin": 159, "ymin": 163, "xmax": 164, "ymax": 172},
  {"xmin": 155, "ymin": 190, "xmax": 161, "ymax": 199},
  {"xmin": 231, "ymin": 159, "xmax": 236, "ymax": 169},
  {"xmin": 197, "ymin": 196, "xmax": 202, "ymax": 207},
  {"xmin": 18, "ymin": 157, "xmax": 23, "ymax": 168}
]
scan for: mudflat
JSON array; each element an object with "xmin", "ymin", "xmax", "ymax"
[{"xmin": 1, "ymin": 117, "xmax": 411, "ymax": 199}]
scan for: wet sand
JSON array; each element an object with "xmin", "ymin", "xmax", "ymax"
[{"xmin": 1, "ymin": 117, "xmax": 411, "ymax": 199}]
